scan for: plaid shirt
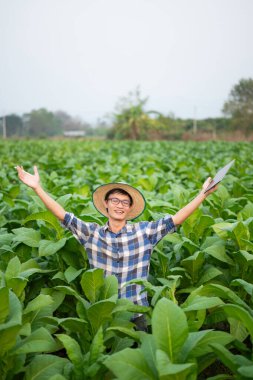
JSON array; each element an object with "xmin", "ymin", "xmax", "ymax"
[{"xmin": 62, "ymin": 212, "xmax": 176, "ymax": 306}]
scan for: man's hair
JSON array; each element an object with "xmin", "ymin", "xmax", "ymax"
[{"xmin": 104, "ymin": 188, "xmax": 133, "ymax": 206}]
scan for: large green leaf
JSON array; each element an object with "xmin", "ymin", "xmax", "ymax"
[
  {"xmin": 112, "ymin": 298, "xmax": 150, "ymax": 314},
  {"xmin": 58, "ymin": 317, "xmax": 87, "ymax": 333},
  {"xmin": 240, "ymin": 238, "xmax": 253, "ymax": 252},
  {"xmin": 212, "ymin": 222, "xmax": 233, "ymax": 239},
  {"xmin": 238, "ymin": 202, "xmax": 253, "ymax": 220},
  {"xmin": 7, "ymin": 276, "xmax": 28, "ymax": 298},
  {"xmin": 0, "ymin": 233, "xmax": 13, "ymax": 247},
  {"xmin": 193, "ymin": 215, "xmax": 214, "ymax": 238},
  {"xmin": 39, "ymin": 238, "xmax": 67, "ymax": 256},
  {"xmin": 140, "ymin": 334, "xmax": 158, "ymax": 378},
  {"xmin": 209, "ymin": 343, "xmax": 238, "ymax": 373},
  {"xmin": 0, "ymin": 290, "xmax": 22, "ymax": 354},
  {"xmin": 5, "ymin": 255, "xmax": 21, "ymax": 280},
  {"xmin": 99, "ymin": 275, "xmax": 118, "ymax": 300},
  {"xmin": 24, "ymin": 354, "xmax": 69, "ymax": 380},
  {"xmin": 23, "ymin": 211, "xmax": 64, "ymax": 239},
  {"xmin": 23, "ymin": 294, "xmax": 53, "ymax": 314},
  {"xmin": 8, "ymin": 185, "xmax": 20, "ymax": 199},
  {"xmin": 104, "ymin": 348, "xmax": 156, "ymax": 380},
  {"xmin": 230, "ymin": 279, "xmax": 253, "ymax": 297},
  {"xmin": 181, "ymin": 251, "xmax": 205, "ymax": 283},
  {"xmin": 0, "ymin": 290, "xmax": 22, "ymax": 330},
  {"xmin": 179, "ymin": 329, "xmax": 212, "ymax": 362},
  {"xmin": 89, "ymin": 326, "xmax": 105, "ymax": 364},
  {"xmin": 14, "ymin": 327, "xmax": 61, "ymax": 354},
  {"xmin": 228, "ymin": 317, "xmax": 248, "ymax": 342},
  {"xmin": 19, "ymin": 266, "xmax": 53, "ymax": 278},
  {"xmin": 56, "ymin": 334, "xmax": 83, "ymax": 366},
  {"xmin": 152, "ymin": 298, "xmax": 188, "ymax": 362},
  {"xmin": 222, "ymin": 304, "xmax": 253, "ymax": 338},
  {"xmin": 238, "ymin": 250, "xmax": 253, "ymax": 265},
  {"xmin": 156, "ymin": 349, "xmax": 196, "ymax": 380},
  {"xmin": 176, "ymin": 237, "xmax": 199, "ymax": 255},
  {"xmin": 12, "ymin": 227, "xmax": 41, "ymax": 247},
  {"xmin": 186, "ymin": 331, "xmax": 234, "ymax": 358},
  {"xmin": 87, "ymin": 299, "xmax": 116, "ymax": 335},
  {"xmin": 54, "ymin": 285, "xmax": 84, "ymax": 302},
  {"xmin": 232, "ymin": 221, "xmax": 250, "ymax": 250},
  {"xmin": 0, "ymin": 325, "xmax": 21, "ymax": 355},
  {"xmin": 197, "ymin": 266, "xmax": 222, "ymax": 285},
  {"xmin": 194, "ymin": 284, "xmax": 250, "ymax": 311},
  {"xmin": 182, "ymin": 295, "xmax": 223, "ymax": 312},
  {"xmin": 203, "ymin": 244, "xmax": 234, "ymax": 265},
  {"xmin": 106, "ymin": 326, "xmax": 140, "ymax": 341},
  {"xmin": 40, "ymin": 288, "xmax": 66, "ymax": 314},
  {"xmin": 0, "ymin": 287, "xmax": 9, "ymax": 323},
  {"xmin": 137, "ymin": 176, "xmax": 158, "ymax": 191},
  {"xmin": 238, "ymin": 365, "xmax": 253, "ymax": 378},
  {"xmin": 80, "ymin": 268, "xmax": 104, "ymax": 303},
  {"xmin": 64, "ymin": 266, "xmax": 83, "ymax": 283}
]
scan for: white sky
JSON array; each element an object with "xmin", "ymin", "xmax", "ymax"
[{"xmin": 1, "ymin": 0, "xmax": 253, "ymax": 124}]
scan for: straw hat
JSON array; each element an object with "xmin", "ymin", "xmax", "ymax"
[{"xmin": 92, "ymin": 182, "xmax": 146, "ymax": 220}]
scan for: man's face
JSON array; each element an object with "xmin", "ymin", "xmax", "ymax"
[{"xmin": 104, "ymin": 192, "xmax": 132, "ymax": 221}]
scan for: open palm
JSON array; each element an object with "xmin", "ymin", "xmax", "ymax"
[{"xmin": 16, "ymin": 166, "xmax": 40, "ymax": 189}]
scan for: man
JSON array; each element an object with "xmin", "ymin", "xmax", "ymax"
[{"xmin": 16, "ymin": 165, "xmax": 217, "ymax": 330}]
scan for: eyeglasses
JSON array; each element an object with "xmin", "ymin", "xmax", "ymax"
[{"xmin": 108, "ymin": 197, "xmax": 131, "ymax": 207}]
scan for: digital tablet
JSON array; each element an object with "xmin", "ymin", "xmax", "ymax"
[{"xmin": 204, "ymin": 159, "xmax": 235, "ymax": 193}]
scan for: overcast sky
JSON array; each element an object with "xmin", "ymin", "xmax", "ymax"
[{"xmin": 1, "ymin": 0, "xmax": 253, "ymax": 124}]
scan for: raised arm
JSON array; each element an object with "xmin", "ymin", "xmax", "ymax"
[
  {"xmin": 16, "ymin": 166, "xmax": 66, "ymax": 221},
  {"xmin": 171, "ymin": 177, "xmax": 217, "ymax": 226}
]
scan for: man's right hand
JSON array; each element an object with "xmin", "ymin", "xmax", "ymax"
[
  {"xmin": 16, "ymin": 165, "xmax": 66, "ymax": 221},
  {"xmin": 16, "ymin": 165, "xmax": 40, "ymax": 190}
]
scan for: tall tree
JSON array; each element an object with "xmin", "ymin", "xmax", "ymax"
[
  {"xmin": 54, "ymin": 111, "xmax": 91, "ymax": 132},
  {"xmin": 108, "ymin": 89, "xmax": 185, "ymax": 140},
  {"xmin": 0, "ymin": 114, "xmax": 23, "ymax": 137},
  {"xmin": 25, "ymin": 108, "xmax": 62, "ymax": 137},
  {"xmin": 223, "ymin": 78, "xmax": 253, "ymax": 133},
  {"xmin": 110, "ymin": 88, "xmax": 149, "ymax": 139}
]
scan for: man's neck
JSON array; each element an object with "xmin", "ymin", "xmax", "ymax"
[{"xmin": 108, "ymin": 218, "xmax": 127, "ymax": 233}]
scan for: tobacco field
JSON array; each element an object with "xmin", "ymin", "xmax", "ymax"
[{"xmin": 0, "ymin": 139, "xmax": 253, "ymax": 380}]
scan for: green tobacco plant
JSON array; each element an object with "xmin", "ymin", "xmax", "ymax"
[
  {"xmin": 105, "ymin": 298, "xmax": 234, "ymax": 380},
  {"xmin": 0, "ymin": 255, "xmax": 53, "ymax": 300},
  {"xmin": 41, "ymin": 269, "xmax": 150, "ymax": 379},
  {"xmin": 0, "ymin": 286, "xmax": 64, "ymax": 380}
]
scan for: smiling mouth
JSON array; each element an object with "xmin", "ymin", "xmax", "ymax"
[{"xmin": 114, "ymin": 210, "xmax": 124, "ymax": 214}]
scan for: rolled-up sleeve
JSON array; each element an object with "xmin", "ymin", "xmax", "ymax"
[
  {"xmin": 61, "ymin": 212, "xmax": 95, "ymax": 245},
  {"xmin": 145, "ymin": 214, "xmax": 177, "ymax": 246}
]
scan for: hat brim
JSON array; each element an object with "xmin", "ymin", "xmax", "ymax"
[{"xmin": 92, "ymin": 183, "xmax": 146, "ymax": 220}]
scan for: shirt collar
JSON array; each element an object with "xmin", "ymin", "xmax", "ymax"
[{"xmin": 102, "ymin": 221, "xmax": 134, "ymax": 234}]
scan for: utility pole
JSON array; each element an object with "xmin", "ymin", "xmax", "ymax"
[
  {"xmin": 2, "ymin": 115, "xmax": 7, "ymax": 139},
  {"xmin": 193, "ymin": 106, "xmax": 197, "ymax": 135}
]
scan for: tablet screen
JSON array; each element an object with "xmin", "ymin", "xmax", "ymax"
[{"xmin": 204, "ymin": 160, "xmax": 235, "ymax": 193}]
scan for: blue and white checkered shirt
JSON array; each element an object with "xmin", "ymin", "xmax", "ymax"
[{"xmin": 62, "ymin": 212, "xmax": 176, "ymax": 306}]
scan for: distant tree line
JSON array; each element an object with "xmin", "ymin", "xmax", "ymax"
[
  {"xmin": 108, "ymin": 78, "xmax": 253, "ymax": 140},
  {"xmin": 1, "ymin": 78, "xmax": 252, "ymax": 139},
  {"xmin": 0, "ymin": 109, "xmax": 96, "ymax": 138}
]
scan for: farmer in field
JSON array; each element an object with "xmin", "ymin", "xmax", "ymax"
[{"xmin": 16, "ymin": 165, "xmax": 217, "ymax": 330}]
